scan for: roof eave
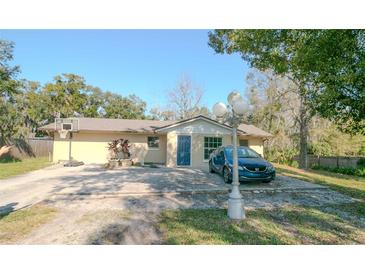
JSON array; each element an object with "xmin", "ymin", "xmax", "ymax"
[{"xmin": 155, "ymin": 115, "xmax": 233, "ymax": 132}]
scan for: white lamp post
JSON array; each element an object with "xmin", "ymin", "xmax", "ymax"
[{"xmin": 212, "ymin": 91, "xmax": 246, "ymax": 220}]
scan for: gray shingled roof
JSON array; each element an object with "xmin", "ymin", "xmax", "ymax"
[
  {"xmin": 39, "ymin": 116, "xmax": 272, "ymax": 137},
  {"xmin": 238, "ymin": 124, "xmax": 273, "ymax": 138},
  {"xmin": 39, "ymin": 117, "xmax": 174, "ymax": 133}
]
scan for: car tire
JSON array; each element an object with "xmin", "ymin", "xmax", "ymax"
[
  {"xmin": 209, "ymin": 161, "xmax": 215, "ymax": 173},
  {"xmin": 223, "ymin": 167, "xmax": 232, "ymax": 184},
  {"xmin": 262, "ymin": 180, "xmax": 272, "ymax": 183}
]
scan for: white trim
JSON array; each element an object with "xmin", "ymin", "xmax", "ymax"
[
  {"xmin": 176, "ymin": 134, "xmax": 192, "ymax": 167},
  {"xmin": 156, "ymin": 116, "xmax": 232, "ymax": 132}
]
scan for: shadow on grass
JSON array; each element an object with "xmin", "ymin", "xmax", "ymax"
[
  {"xmin": 158, "ymin": 203, "xmax": 365, "ymax": 245},
  {"xmin": 277, "ymin": 166, "xmax": 364, "ymax": 182},
  {"xmin": 276, "ymin": 167, "xmax": 365, "ymax": 200}
]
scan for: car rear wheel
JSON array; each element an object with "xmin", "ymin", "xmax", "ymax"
[
  {"xmin": 223, "ymin": 167, "xmax": 232, "ymax": 184},
  {"xmin": 209, "ymin": 161, "xmax": 215, "ymax": 173}
]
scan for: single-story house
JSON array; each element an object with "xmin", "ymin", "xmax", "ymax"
[{"xmin": 40, "ymin": 115, "xmax": 272, "ymax": 170}]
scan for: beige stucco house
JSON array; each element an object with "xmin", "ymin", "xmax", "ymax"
[{"xmin": 40, "ymin": 115, "xmax": 272, "ymax": 170}]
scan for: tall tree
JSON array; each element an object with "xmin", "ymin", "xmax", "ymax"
[
  {"xmin": 102, "ymin": 92, "xmax": 146, "ymax": 119},
  {"xmin": 82, "ymin": 85, "xmax": 104, "ymax": 118},
  {"xmin": 245, "ymin": 70, "xmax": 300, "ymax": 163},
  {"xmin": 151, "ymin": 75, "xmax": 209, "ymax": 120},
  {"xmin": 0, "ymin": 40, "xmax": 20, "ymax": 98},
  {"xmin": 150, "ymin": 107, "xmax": 177, "ymax": 121},
  {"xmin": 0, "ymin": 40, "xmax": 22, "ymax": 146},
  {"xmin": 41, "ymin": 73, "xmax": 89, "ymax": 119},
  {"xmin": 245, "ymin": 69, "xmax": 365, "ymax": 162},
  {"xmin": 209, "ymin": 30, "xmax": 365, "ymax": 168},
  {"xmin": 168, "ymin": 75, "xmax": 204, "ymax": 119}
]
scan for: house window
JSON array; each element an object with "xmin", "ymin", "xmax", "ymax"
[
  {"xmin": 147, "ymin": 136, "xmax": 159, "ymax": 149},
  {"xmin": 204, "ymin": 137, "xmax": 222, "ymax": 160},
  {"xmin": 239, "ymin": 139, "xmax": 248, "ymax": 146}
]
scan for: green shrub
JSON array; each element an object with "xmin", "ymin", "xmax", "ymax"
[
  {"xmin": 358, "ymin": 146, "xmax": 365, "ymax": 156},
  {"xmin": 308, "ymin": 142, "xmax": 333, "ymax": 156},
  {"xmin": 289, "ymin": 161, "xmax": 299, "ymax": 168},
  {"xmin": 357, "ymin": 158, "xmax": 365, "ymax": 167},
  {"xmin": 0, "ymin": 154, "xmax": 21, "ymax": 163},
  {"xmin": 311, "ymin": 165, "xmax": 365, "ymax": 177},
  {"xmin": 265, "ymin": 148, "xmax": 298, "ymax": 165}
]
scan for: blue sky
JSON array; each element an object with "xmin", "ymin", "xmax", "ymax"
[{"xmin": 0, "ymin": 30, "xmax": 249, "ymax": 111}]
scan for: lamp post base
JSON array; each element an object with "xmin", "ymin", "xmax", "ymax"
[{"xmin": 228, "ymin": 196, "xmax": 245, "ymax": 220}]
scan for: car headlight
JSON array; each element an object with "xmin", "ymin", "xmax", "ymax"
[
  {"xmin": 267, "ymin": 165, "xmax": 275, "ymax": 171},
  {"xmin": 238, "ymin": 166, "xmax": 244, "ymax": 171}
]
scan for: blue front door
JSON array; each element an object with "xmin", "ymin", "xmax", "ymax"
[{"xmin": 177, "ymin": 135, "xmax": 191, "ymax": 166}]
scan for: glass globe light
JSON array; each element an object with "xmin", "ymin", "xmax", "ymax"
[
  {"xmin": 212, "ymin": 102, "xmax": 227, "ymax": 117},
  {"xmin": 227, "ymin": 91, "xmax": 242, "ymax": 106},
  {"xmin": 232, "ymin": 98, "xmax": 245, "ymax": 115}
]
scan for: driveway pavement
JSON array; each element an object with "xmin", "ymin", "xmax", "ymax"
[
  {"xmin": 0, "ymin": 164, "xmax": 355, "ymax": 244},
  {"xmin": 0, "ymin": 163, "xmax": 329, "ymax": 213}
]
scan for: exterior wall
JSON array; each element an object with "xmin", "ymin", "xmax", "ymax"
[
  {"xmin": 166, "ymin": 132, "xmax": 177, "ymax": 167},
  {"xmin": 240, "ymin": 137, "xmax": 264, "ymax": 156},
  {"xmin": 163, "ymin": 119, "xmax": 265, "ymax": 170},
  {"xmin": 166, "ymin": 132, "xmax": 231, "ymax": 170},
  {"xmin": 53, "ymin": 131, "xmax": 166, "ymax": 164},
  {"xmin": 164, "ymin": 119, "xmax": 232, "ymax": 170},
  {"xmin": 52, "ymin": 119, "xmax": 265, "ymax": 169}
]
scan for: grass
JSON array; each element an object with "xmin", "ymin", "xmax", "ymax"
[
  {"xmin": 0, "ymin": 157, "xmax": 52, "ymax": 180},
  {"xmin": 0, "ymin": 204, "xmax": 58, "ymax": 244},
  {"xmin": 158, "ymin": 203, "xmax": 365, "ymax": 244},
  {"xmin": 158, "ymin": 163, "xmax": 365, "ymax": 244},
  {"xmin": 274, "ymin": 163, "xmax": 365, "ymax": 200}
]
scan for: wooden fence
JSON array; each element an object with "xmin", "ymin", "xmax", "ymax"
[
  {"xmin": 3, "ymin": 137, "xmax": 53, "ymax": 160},
  {"xmin": 293, "ymin": 155, "xmax": 364, "ymax": 168}
]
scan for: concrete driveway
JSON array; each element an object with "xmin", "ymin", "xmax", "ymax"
[
  {"xmin": 1, "ymin": 164, "xmax": 355, "ymax": 244},
  {"xmin": 0, "ymin": 163, "xmax": 327, "ymax": 213}
]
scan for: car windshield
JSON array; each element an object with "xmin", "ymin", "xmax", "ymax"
[{"xmin": 225, "ymin": 147, "xmax": 260, "ymax": 158}]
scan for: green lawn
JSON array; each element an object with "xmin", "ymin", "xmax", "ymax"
[
  {"xmin": 0, "ymin": 157, "xmax": 52, "ymax": 180},
  {"xmin": 158, "ymin": 203, "xmax": 365, "ymax": 245},
  {"xmin": 0, "ymin": 204, "xmax": 58, "ymax": 244},
  {"xmin": 274, "ymin": 163, "xmax": 365, "ymax": 200},
  {"xmin": 158, "ymin": 164, "xmax": 365, "ymax": 244}
]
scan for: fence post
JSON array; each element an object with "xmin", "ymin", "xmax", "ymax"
[{"xmin": 336, "ymin": 156, "xmax": 339, "ymax": 168}]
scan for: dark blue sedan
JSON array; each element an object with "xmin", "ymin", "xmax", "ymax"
[{"xmin": 208, "ymin": 145, "xmax": 276, "ymax": 183}]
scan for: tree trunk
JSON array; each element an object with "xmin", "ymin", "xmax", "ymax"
[{"xmin": 298, "ymin": 96, "xmax": 309, "ymax": 169}]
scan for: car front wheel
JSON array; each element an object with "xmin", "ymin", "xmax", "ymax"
[{"xmin": 223, "ymin": 167, "xmax": 232, "ymax": 184}]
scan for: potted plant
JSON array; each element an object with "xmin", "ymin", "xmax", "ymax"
[{"xmin": 107, "ymin": 138, "xmax": 132, "ymax": 168}]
